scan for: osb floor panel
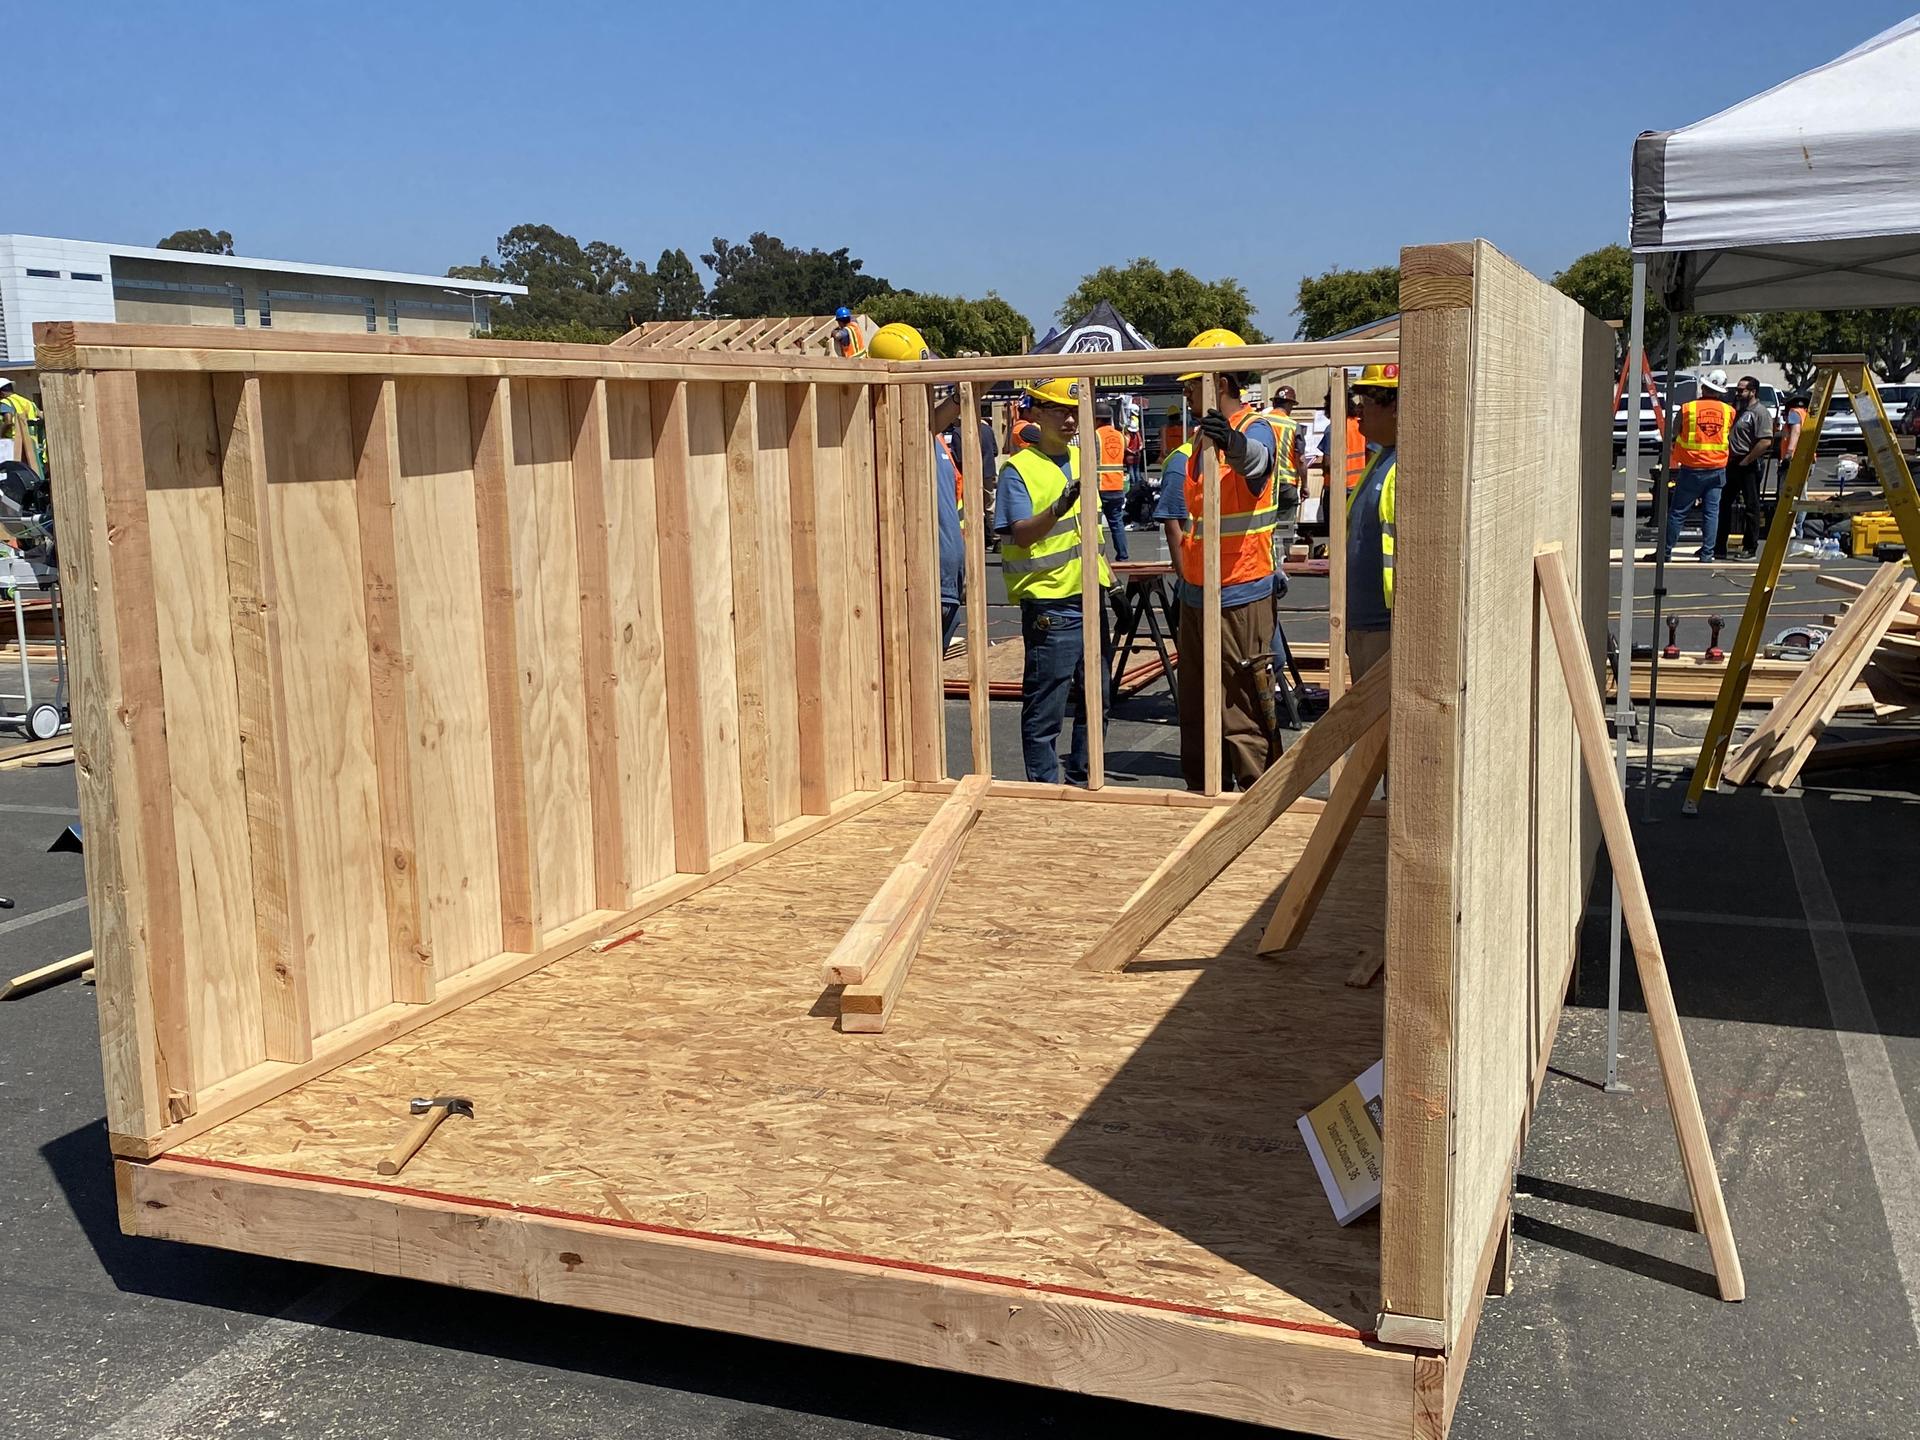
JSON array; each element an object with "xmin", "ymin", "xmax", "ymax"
[{"xmin": 179, "ymin": 793, "xmax": 1388, "ymax": 1333}]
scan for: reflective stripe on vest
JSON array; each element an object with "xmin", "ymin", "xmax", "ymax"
[
  {"xmin": 1670, "ymin": 398, "xmax": 1733, "ymax": 468},
  {"xmin": 940, "ymin": 433, "xmax": 964, "ymax": 512},
  {"xmin": 834, "ymin": 323, "xmax": 865, "ymax": 358},
  {"xmin": 1179, "ymin": 407, "xmax": 1293, "ymax": 589},
  {"xmin": 1096, "ymin": 424, "xmax": 1127, "ymax": 492},
  {"xmin": 1348, "ymin": 448, "xmax": 1397, "ymax": 611},
  {"xmin": 997, "ymin": 447, "xmax": 1113, "ymax": 601}
]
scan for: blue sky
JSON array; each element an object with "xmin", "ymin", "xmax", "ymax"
[{"xmin": 34, "ymin": 2, "xmax": 1920, "ymax": 338}]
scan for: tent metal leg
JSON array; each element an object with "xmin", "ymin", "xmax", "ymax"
[
  {"xmin": 1643, "ymin": 311, "xmax": 1680, "ymax": 819},
  {"xmin": 1606, "ymin": 259, "xmax": 1649, "ymax": 1094}
]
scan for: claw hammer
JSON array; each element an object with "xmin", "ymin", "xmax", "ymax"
[{"xmin": 377, "ymin": 1095, "xmax": 473, "ymax": 1176}]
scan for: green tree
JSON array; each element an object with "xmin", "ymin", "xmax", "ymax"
[
  {"xmin": 701, "ymin": 232, "xmax": 892, "ymax": 317},
  {"xmin": 485, "ymin": 318, "xmax": 625, "ymax": 344},
  {"xmin": 1550, "ymin": 243, "xmax": 1725, "ymax": 367},
  {"xmin": 654, "ymin": 247, "xmax": 706, "ymax": 320},
  {"xmin": 1749, "ymin": 311, "xmax": 1842, "ymax": 390},
  {"xmin": 457, "ymin": 224, "xmax": 654, "ymax": 331},
  {"xmin": 1841, "ymin": 307, "xmax": 1920, "ymax": 384},
  {"xmin": 1057, "ymin": 259, "xmax": 1266, "ymax": 347},
  {"xmin": 865, "ymin": 291, "xmax": 1032, "ymax": 357},
  {"xmin": 156, "ymin": 227, "xmax": 234, "ymax": 255},
  {"xmin": 1293, "ymin": 265, "xmax": 1399, "ymax": 340}
]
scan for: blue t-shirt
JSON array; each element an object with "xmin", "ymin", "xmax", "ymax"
[
  {"xmin": 1346, "ymin": 446, "xmax": 1394, "ymax": 633},
  {"xmin": 935, "ymin": 439, "xmax": 962, "ymax": 607},
  {"xmin": 1151, "ymin": 423, "xmax": 1281, "ymax": 609},
  {"xmin": 996, "ymin": 448, "xmax": 1091, "ymax": 617}
]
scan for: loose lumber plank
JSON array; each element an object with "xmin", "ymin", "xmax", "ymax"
[
  {"xmin": 722, "ymin": 380, "xmax": 776, "ymax": 842},
  {"xmin": 348, "ymin": 377, "xmax": 432, "ymax": 1004},
  {"xmin": 2, "ymin": 950, "xmax": 95, "ymax": 1001},
  {"xmin": 822, "ymin": 775, "xmax": 991, "ymax": 987},
  {"xmin": 213, "ymin": 373, "xmax": 315, "ymax": 1055},
  {"xmin": 958, "ymin": 380, "xmax": 991, "ymax": 776},
  {"xmin": 650, "ymin": 380, "xmax": 715, "ymax": 868},
  {"xmin": 1764, "ymin": 573, "xmax": 1917, "ymax": 791},
  {"xmin": 839, "ymin": 777, "xmax": 992, "ymax": 1031},
  {"xmin": 1724, "ymin": 562, "xmax": 1908, "ymax": 785},
  {"xmin": 1537, "ymin": 548, "xmax": 1744, "ymax": 1301},
  {"xmin": 1077, "ymin": 660, "xmax": 1390, "ymax": 972},
  {"xmin": 786, "ymin": 383, "xmax": 832, "ymax": 815},
  {"xmin": 1257, "ymin": 716, "xmax": 1390, "ymax": 955},
  {"xmin": 1200, "ymin": 374, "xmax": 1223, "ymax": 797},
  {"xmin": 1803, "ymin": 731, "xmax": 1920, "ymax": 770},
  {"xmin": 568, "ymin": 377, "xmax": 629, "ymax": 901},
  {"xmin": 111, "ymin": 784, "xmax": 907, "ymax": 1159},
  {"xmin": 900, "ymin": 384, "xmax": 945, "ymax": 780},
  {"xmin": 1076, "ymin": 377, "xmax": 1106, "ymax": 788},
  {"xmin": 88, "ymin": 370, "xmax": 196, "ymax": 1123},
  {"xmin": 468, "ymin": 377, "xmax": 542, "ymax": 947},
  {"xmin": 122, "ymin": 1156, "xmax": 1419, "ymax": 1440}
]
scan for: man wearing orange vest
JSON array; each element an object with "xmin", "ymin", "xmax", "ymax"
[
  {"xmin": 1094, "ymin": 401, "xmax": 1131, "ymax": 561},
  {"xmin": 1154, "ymin": 329, "xmax": 1299, "ymax": 790},
  {"xmin": 1661, "ymin": 370, "xmax": 1734, "ymax": 563}
]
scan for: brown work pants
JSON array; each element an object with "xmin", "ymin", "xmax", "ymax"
[
  {"xmin": 1345, "ymin": 628, "xmax": 1390, "ymax": 681},
  {"xmin": 1177, "ymin": 593, "xmax": 1279, "ymax": 791}
]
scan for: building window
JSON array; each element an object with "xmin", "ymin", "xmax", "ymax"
[
  {"xmin": 388, "ymin": 299, "xmax": 399, "ymax": 334},
  {"xmin": 25, "ymin": 268, "xmax": 58, "ymax": 278},
  {"xmin": 230, "ymin": 284, "xmax": 246, "ymax": 327},
  {"xmin": 259, "ymin": 292, "xmax": 272, "ymax": 328},
  {"xmin": 71, "ymin": 272, "xmax": 104, "ymax": 282},
  {"xmin": 364, "ymin": 298, "xmax": 377, "ymax": 334}
]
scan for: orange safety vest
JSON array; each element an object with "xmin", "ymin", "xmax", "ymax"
[
  {"xmin": 939, "ymin": 433, "xmax": 965, "ymax": 510},
  {"xmin": 1780, "ymin": 405, "xmax": 1807, "ymax": 459},
  {"xmin": 1344, "ymin": 416, "xmax": 1368, "ymax": 492},
  {"xmin": 1096, "ymin": 424, "xmax": 1127, "ymax": 492},
  {"xmin": 834, "ymin": 322, "xmax": 864, "ymax": 358},
  {"xmin": 1163, "ymin": 419, "xmax": 1184, "ymax": 456},
  {"xmin": 1670, "ymin": 398, "xmax": 1733, "ymax": 468},
  {"xmin": 1179, "ymin": 407, "xmax": 1288, "ymax": 590}
]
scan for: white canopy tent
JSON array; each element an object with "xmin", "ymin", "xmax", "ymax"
[{"xmin": 1602, "ymin": 15, "xmax": 1920, "ymax": 1088}]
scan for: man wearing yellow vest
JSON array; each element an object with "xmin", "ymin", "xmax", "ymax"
[
  {"xmin": 1346, "ymin": 364, "xmax": 1398, "ymax": 680},
  {"xmin": 995, "ymin": 376, "xmax": 1115, "ymax": 784},
  {"xmin": 1660, "ymin": 370, "xmax": 1733, "ymax": 563},
  {"xmin": 1157, "ymin": 329, "xmax": 1299, "ymax": 790},
  {"xmin": 1093, "ymin": 401, "xmax": 1131, "ymax": 561}
]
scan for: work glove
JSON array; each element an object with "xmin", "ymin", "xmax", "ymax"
[
  {"xmin": 1053, "ymin": 478, "xmax": 1082, "ymax": 517},
  {"xmin": 1197, "ymin": 409, "xmax": 1252, "ymax": 473}
]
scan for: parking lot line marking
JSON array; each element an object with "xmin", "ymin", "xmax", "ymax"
[
  {"xmin": 1584, "ymin": 902, "xmax": 1920, "ymax": 940},
  {"xmin": 1778, "ymin": 799, "xmax": 1920, "ymax": 1346},
  {"xmin": 99, "ymin": 1272, "xmax": 370, "ymax": 1438},
  {"xmin": 0, "ymin": 895, "xmax": 87, "ymax": 937}
]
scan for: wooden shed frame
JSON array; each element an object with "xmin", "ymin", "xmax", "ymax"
[{"xmin": 43, "ymin": 242, "xmax": 1727, "ymax": 1438}]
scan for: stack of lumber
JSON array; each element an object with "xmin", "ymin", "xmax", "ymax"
[{"xmin": 1724, "ymin": 563, "xmax": 1920, "ymax": 790}]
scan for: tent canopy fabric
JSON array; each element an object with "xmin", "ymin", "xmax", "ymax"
[
  {"xmin": 993, "ymin": 300, "xmax": 1177, "ymax": 396},
  {"xmin": 1630, "ymin": 15, "xmax": 1920, "ymax": 314}
]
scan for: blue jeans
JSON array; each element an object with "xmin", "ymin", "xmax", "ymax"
[
  {"xmin": 1101, "ymin": 494, "xmax": 1130, "ymax": 561},
  {"xmin": 1019, "ymin": 602, "xmax": 1112, "ymax": 783},
  {"xmin": 1664, "ymin": 466, "xmax": 1725, "ymax": 560}
]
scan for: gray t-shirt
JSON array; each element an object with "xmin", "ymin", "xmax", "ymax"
[{"xmin": 1729, "ymin": 402, "xmax": 1774, "ymax": 468}]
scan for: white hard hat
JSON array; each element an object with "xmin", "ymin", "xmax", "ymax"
[
  {"xmin": 1701, "ymin": 369, "xmax": 1729, "ymax": 394},
  {"xmin": 0, "ymin": 377, "xmax": 13, "ymax": 390}
]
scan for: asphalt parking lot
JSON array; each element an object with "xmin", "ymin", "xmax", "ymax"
[{"xmin": 3, "ymin": 536, "xmax": 1917, "ymax": 1438}]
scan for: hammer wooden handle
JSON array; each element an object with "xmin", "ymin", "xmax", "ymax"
[{"xmin": 378, "ymin": 1107, "xmax": 450, "ymax": 1176}]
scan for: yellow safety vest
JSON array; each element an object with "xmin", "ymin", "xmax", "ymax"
[
  {"xmin": 1348, "ymin": 447, "xmax": 1397, "ymax": 611},
  {"xmin": 998, "ymin": 446, "xmax": 1113, "ymax": 603}
]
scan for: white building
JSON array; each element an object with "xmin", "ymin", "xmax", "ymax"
[{"xmin": 0, "ymin": 234, "xmax": 525, "ymax": 371}]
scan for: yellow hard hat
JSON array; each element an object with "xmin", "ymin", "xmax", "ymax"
[
  {"xmin": 1353, "ymin": 362, "xmax": 1400, "ymax": 390},
  {"xmin": 1020, "ymin": 376, "xmax": 1083, "ymax": 409},
  {"xmin": 866, "ymin": 322, "xmax": 931, "ymax": 362},
  {"xmin": 1178, "ymin": 327, "xmax": 1247, "ymax": 381}
]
